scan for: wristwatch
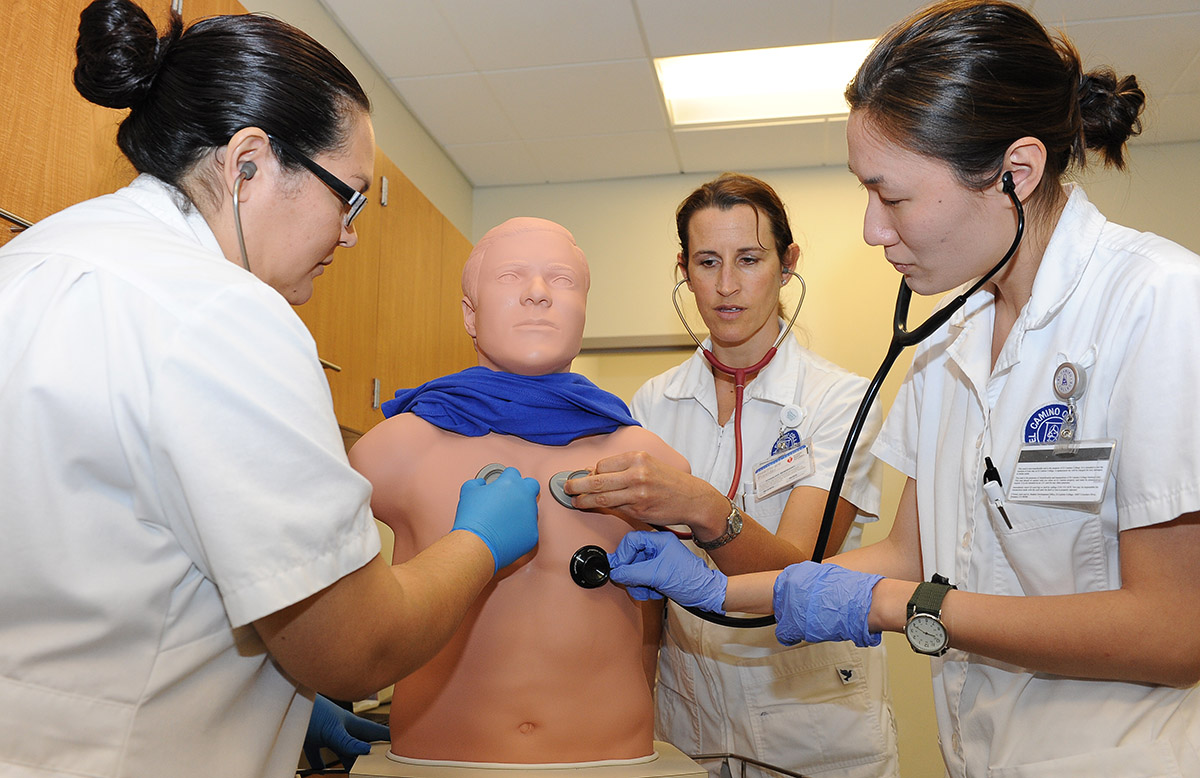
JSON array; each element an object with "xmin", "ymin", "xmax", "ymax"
[
  {"xmin": 905, "ymin": 574, "xmax": 957, "ymax": 656},
  {"xmin": 694, "ymin": 499, "xmax": 743, "ymax": 551}
]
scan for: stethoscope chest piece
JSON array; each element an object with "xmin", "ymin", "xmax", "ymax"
[
  {"xmin": 549, "ymin": 469, "xmax": 590, "ymax": 509},
  {"xmin": 569, "ymin": 545, "xmax": 610, "ymax": 589},
  {"xmin": 476, "ymin": 463, "xmax": 506, "ymax": 483}
]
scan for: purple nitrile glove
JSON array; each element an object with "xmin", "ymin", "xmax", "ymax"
[
  {"xmin": 773, "ymin": 561, "xmax": 884, "ymax": 647},
  {"xmin": 607, "ymin": 530, "xmax": 727, "ymax": 614}
]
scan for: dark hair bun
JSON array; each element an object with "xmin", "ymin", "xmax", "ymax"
[
  {"xmin": 74, "ymin": 0, "xmax": 180, "ymax": 110},
  {"xmin": 1079, "ymin": 68, "xmax": 1145, "ymax": 168}
]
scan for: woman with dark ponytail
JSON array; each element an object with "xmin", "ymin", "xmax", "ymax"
[
  {"xmin": 607, "ymin": 3, "xmax": 1200, "ymax": 775},
  {"xmin": 0, "ymin": 2, "xmax": 539, "ymax": 776}
]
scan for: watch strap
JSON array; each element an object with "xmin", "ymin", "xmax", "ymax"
[
  {"xmin": 907, "ymin": 577, "xmax": 956, "ymax": 618},
  {"xmin": 694, "ymin": 499, "xmax": 743, "ymax": 551}
]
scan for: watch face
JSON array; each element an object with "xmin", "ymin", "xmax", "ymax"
[
  {"xmin": 905, "ymin": 613, "xmax": 948, "ymax": 654},
  {"xmin": 729, "ymin": 506, "xmax": 743, "ymax": 532}
]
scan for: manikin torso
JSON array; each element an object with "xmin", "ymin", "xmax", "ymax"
[
  {"xmin": 350, "ymin": 217, "xmax": 690, "ymax": 764},
  {"xmin": 350, "ymin": 418, "xmax": 686, "ymax": 763}
]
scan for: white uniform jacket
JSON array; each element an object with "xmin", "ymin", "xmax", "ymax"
[
  {"xmin": 633, "ymin": 332, "xmax": 899, "ymax": 778},
  {"xmin": 873, "ymin": 185, "xmax": 1200, "ymax": 777},
  {"xmin": 0, "ymin": 176, "xmax": 380, "ymax": 778}
]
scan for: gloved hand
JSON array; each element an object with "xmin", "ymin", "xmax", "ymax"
[
  {"xmin": 303, "ymin": 694, "xmax": 390, "ymax": 771},
  {"xmin": 452, "ymin": 466, "xmax": 540, "ymax": 573},
  {"xmin": 773, "ymin": 561, "xmax": 884, "ymax": 647},
  {"xmin": 607, "ymin": 530, "xmax": 727, "ymax": 615}
]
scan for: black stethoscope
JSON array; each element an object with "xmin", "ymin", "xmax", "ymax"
[{"xmin": 687, "ymin": 171, "xmax": 1025, "ymax": 628}]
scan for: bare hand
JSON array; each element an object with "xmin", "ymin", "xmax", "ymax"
[{"xmin": 563, "ymin": 450, "xmax": 727, "ymax": 535}]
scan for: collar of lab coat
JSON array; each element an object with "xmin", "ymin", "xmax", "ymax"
[
  {"xmin": 661, "ymin": 320, "xmax": 803, "ymax": 422},
  {"xmin": 943, "ymin": 184, "xmax": 1105, "ymax": 377},
  {"xmin": 117, "ymin": 174, "xmax": 227, "ymax": 264}
]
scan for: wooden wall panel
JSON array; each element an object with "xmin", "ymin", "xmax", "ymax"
[
  {"xmin": 294, "ymin": 166, "xmax": 383, "ymax": 433},
  {"xmin": 375, "ymin": 168, "xmax": 444, "ymax": 399},
  {"xmin": 0, "ymin": 0, "xmax": 245, "ymax": 248},
  {"xmin": 0, "ymin": 0, "xmax": 160, "ymax": 245},
  {"xmin": 439, "ymin": 220, "xmax": 478, "ymax": 373}
]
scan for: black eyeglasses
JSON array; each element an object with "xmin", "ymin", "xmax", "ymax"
[{"xmin": 267, "ymin": 134, "xmax": 368, "ymax": 227}]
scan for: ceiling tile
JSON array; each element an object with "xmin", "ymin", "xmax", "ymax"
[
  {"xmin": 1063, "ymin": 15, "xmax": 1200, "ymax": 101},
  {"xmin": 525, "ymin": 132, "xmax": 680, "ymax": 183},
  {"xmin": 390, "ymin": 73, "xmax": 520, "ymax": 146},
  {"xmin": 1167, "ymin": 47, "xmax": 1200, "ymax": 95},
  {"xmin": 321, "ymin": 0, "xmax": 1200, "ymax": 188},
  {"xmin": 830, "ymin": 0, "xmax": 939, "ymax": 41},
  {"xmin": 1031, "ymin": 0, "xmax": 1200, "ymax": 23},
  {"xmin": 322, "ymin": 0, "xmax": 473, "ymax": 78},
  {"xmin": 674, "ymin": 120, "xmax": 838, "ymax": 175},
  {"xmin": 824, "ymin": 117, "xmax": 850, "ymax": 166},
  {"xmin": 483, "ymin": 61, "xmax": 668, "ymax": 139},
  {"xmin": 435, "ymin": 0, "xmax": 645, "ymax": 70},
  {"xmin": 1137, "ymin": 92, "xmax": 1200, "ymax": 145},
  {"xmin": 444, "ymin": 141, "xmax": 544, "ymax": 187},
  {"xmin": 636, "ymin": 0, "xmax": 833, "ymax": 56}
]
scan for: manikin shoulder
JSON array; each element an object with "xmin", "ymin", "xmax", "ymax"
[
  {"xmin": 348, "ymin": 413, "xmax": 439, "ymax": 476},
  {"xmin": 593, "ymin": 424, "xmax": 691, "ymax": 475}
]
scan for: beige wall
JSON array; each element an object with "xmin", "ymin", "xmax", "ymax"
[{"xmin": 473, "ymin": 140, "xmax": 1200, "ymax": 777}]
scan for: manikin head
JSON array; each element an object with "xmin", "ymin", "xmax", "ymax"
[{"xmin": 462, "ymin": 217, "xmax": 591, "ymax": 376}]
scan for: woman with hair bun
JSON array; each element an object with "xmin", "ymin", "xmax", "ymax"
[
  {"xmin": 0, "ymin": 2, "xmax": 539, "ymax": 776},
  {"xmin": 607, "ymin": 2, "xmax": 1200, "ymax": 775}
]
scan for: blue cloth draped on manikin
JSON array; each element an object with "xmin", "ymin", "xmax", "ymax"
[{"xmin": 381, "ymin": 365, "xmax": 639, "ymax": 446}]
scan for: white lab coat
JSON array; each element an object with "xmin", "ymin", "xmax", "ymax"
[
  {"xmin": 633, "ymin": 332, "xmax": 899, "ymax": 778},
  {"xmin": 873, "ymin": 185, "xmax": 1200, "ymax": 777},
  {"xmin": 0, "ymin": 176, "xmax": 380, "ymax": 778}
]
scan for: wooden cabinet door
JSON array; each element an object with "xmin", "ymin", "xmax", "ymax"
[
  {"xmin": 0, "ymin": 0, "xmax": 248, "ymax": 248},
  {"xmin": 0, "ymin": 0, "xmax": 162, "ymax": 246},
  {"xmin": 439, "ymin": 218, "xmax": 478, "ymax": 373},
  {"xmin": 374, "ymin": 166, "xmax": 447, "ymax": 406},
  {"xmin": 293, "ymin": 156, "xmax": 383, "ymax": 433}
]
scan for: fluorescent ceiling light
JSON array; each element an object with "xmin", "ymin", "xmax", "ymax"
[{"xmin": 655, "ymin": 39, "xmax": 876, "ymax": 127}]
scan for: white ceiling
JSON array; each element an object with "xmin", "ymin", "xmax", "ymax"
[{"xmin": 319, "ymin": 0, "xmax": 1200, "ymax": 188}]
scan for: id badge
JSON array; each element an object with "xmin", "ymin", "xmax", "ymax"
[
  {"xmin": 1007, "ymin": 439, "xmax": 1116, "ymax": 505},
  {"xmin": 753, "ymin": 442, "xmax": 814, "ymax": 500}
]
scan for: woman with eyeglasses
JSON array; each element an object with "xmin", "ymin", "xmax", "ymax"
[{"xmin": 0, "ymin": 1, "xmax": 539, "ymax": 776}]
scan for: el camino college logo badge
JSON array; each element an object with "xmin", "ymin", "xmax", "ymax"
[{"xmin": 1025, "ymin": 403, "xmax": 1069, "ymax": 444}]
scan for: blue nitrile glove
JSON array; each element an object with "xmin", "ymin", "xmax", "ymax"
[
  {"xmin": 452, "ymin": 466, "xmax": 540, "ymax": 573},
  {"xmin": 303, "ymin": 694, "xmax": 390, "ymax": 771},
  {"xmin": 607, "ymin": 530, "xmax": 727, "ymax": 614},
  {"xmin": 773, "ymin": 561, "xmax": 884, "ymax": 647}
]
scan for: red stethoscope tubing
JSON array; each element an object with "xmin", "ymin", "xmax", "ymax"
[
  {"xmin": 700, "ymin": 346, "xmax": 777, "ymax": 501},
  {"xmin": 668, "ymin": 271, "xmax": 806, "ymax": 538}
]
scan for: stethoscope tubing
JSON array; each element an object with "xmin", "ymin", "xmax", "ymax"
[
  {"xmin": 671, "ymin": 269, "xmax": 807, "ymax": 504},
  {"xmin": 684, "ymin": 172, "xmax": 1025, "ymax": 628}
]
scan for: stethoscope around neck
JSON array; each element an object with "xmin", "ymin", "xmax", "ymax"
[
  {"xmin": 671, "ymin": 267, "xmax": 808, "ymax": 504},
  {"xmin": 679, "ymin": 171, "xmax": 1026, "ymax": 628}
]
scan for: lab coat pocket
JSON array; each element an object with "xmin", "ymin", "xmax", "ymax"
[
  {"xmin": 988, "ymin": 740, "xmax": 1180, "ymax": 777},
  {"xmin": 0, "ymin": 673, "xmax": 133, "ymax": 777},
  {"xmin": 739, "ymin": 641, "xmax": 893, "ymax": 774},
  {"xmin": 992, "ymin": 503, "xmax": 1111, "ymax": 596},
  {"xmin": 654, "ymin": 638, "xmax": 704, "ymax": 755}
]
